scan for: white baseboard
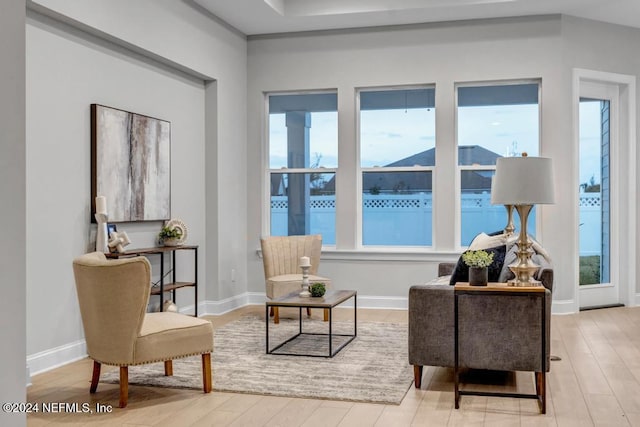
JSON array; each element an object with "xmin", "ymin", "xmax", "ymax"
[
  {"xmin": 201, "ymin": 292, "xmax": 265, "ymax": 315},
  {"xmin": 551, "ymin": 299, "xmax": 577, "ymax": 315},
  {"xmin": 356, "ymin": 295, "xmax": 407, "ymax": 310},
  {"xmin": 27, "ymin": 339, "xmax": 87, "ymax": 379}
]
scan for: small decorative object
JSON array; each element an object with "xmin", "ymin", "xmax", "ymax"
[
  {"xmin": 159, "ymin": 218, "xmax": 188, "ymax": 246},
  {"xmin": 299, "ymin": 256, "xmax": 311, "ymax": 297},
  {"xmin": 94, "ymin": 195, "xmax": 109, "ymax": 253},
  {"xmin": 108, "ymin": 231, "xmax": 131, "ymax": 253},
  {"xmin": 107, "ymin": 223, "xmax": 117, "ymax": 236},
  {"xmin": 163, "ymin": 300, "xmax": 178, "ymax": 312},
  {"xmin": 462, "ymin": 249, "xmax": 494, "ymax": 286},
  {"xmin": 310, "ymin": 283, "xmax": 326, "ymax": 297}
]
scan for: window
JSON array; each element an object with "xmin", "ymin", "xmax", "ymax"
[
  {"xmin": 359, "ymin": 87, "xmax": 435, "ymax": 246},
  {"xmin": 456, "ymin": 82, "xmax": 540, "ymax": 245},
  {"xmin": 579, "ymin": 97, "xmax": 611, "ymax": 286},
  {"xmin": 268, "ymin": 92, "xmax": 338, "ymax": 244}
]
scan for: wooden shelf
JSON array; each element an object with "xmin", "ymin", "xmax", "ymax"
[
  {"xmin": 150, "ymin": 282, "xmax": 195, "ymax": 295},
  {"xmin": 106, "ymin": 245, "xmax": 199, "ymax": 315},
  {"xmin": 105, "ymin": 245, "xmax": 198, "ymax": 258}
]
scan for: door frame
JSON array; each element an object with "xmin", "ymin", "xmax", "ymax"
[
  {"xmin": 572, "ymin": 69, "xmax": 636, "ymax": 312},
  {"xmin": 577, "ymin": 83, "xmax": 618, "ymax": 308}
]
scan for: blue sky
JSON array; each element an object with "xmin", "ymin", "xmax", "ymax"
[{"xmin": 270, "ymin": 103, "xmax": 601, "ymax": 186}]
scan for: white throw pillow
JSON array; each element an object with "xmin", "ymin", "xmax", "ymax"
[{"xmin": 468, "ymin": 232, "xmax": 508, "ymax": 250}]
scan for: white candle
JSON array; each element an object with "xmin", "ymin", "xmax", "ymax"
[
  {"xmin": 300, "ymin": 256, "xmax": 311, "ymax": 267},
  {"xmin": 95, "ymin": 196, "xmax": 107, "ymax": 214}
]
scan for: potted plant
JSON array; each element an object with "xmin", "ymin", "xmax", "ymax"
[
  {"xmin": 158, "ymin": 225, "xmax": 183, "ymax": 246},
  {"xmin": 462, "ymin": 249, "xmax": 494, "ymax": 286},
  {"xmin": 310, "ymin": 283, "xmax": 326, "ymax": 297}
]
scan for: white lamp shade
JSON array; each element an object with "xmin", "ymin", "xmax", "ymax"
[{"xmin": 491, "ymin": 157, "xmax": 555, "ymax": 205}]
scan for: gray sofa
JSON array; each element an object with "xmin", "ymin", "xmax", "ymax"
[{"xmin": 409, "ymin": 262, "xmax": 553, "ymax": 388}]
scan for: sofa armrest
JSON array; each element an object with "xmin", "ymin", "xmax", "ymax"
[
  {"xmin": 539, "ymin": 268, "xmax": 554, "ymax": 293},
  {"xmin": 408, "ymin": 284, "xmax": 455, "ymax": 368},
  {"xmin": 438, "ymin": 262, "xmax": 456, "ymax": 277}
]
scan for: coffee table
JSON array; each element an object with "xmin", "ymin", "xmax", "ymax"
[{"xmin": 265, "ymin": 290, "xmax": 357, "ymax": 358}]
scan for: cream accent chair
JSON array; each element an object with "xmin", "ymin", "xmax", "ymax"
[
  {"xmin": 72, "ymin": 252, "xmax": 213, "ymax": 408},
  {"xmin": 260, "ymin": 234, "xmax": 332, "ymax": 324}
]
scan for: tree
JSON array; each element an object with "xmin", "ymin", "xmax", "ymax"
[
  {"xmin": 580, "ymin": 174, "xmax": 600, "ymax": 193},
  {"xmin": 309, "ymin": 152, "xmax": 326, "ymax": 195}
]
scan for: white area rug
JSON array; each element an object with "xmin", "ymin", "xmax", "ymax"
[{"xmin": 102, "ymin": 316, "xmax": 413, "ymax": 405}]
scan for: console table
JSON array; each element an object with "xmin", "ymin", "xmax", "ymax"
[
  {"xmin": 106, "ymin": 245, "xmax": 198, "ymax": 316},
  {"xmin": 454, "ymin": 282, "xmax": 547, "ymax": 413}
]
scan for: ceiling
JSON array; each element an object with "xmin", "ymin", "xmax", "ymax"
[{"xmin": 194, "ymin": 0, "xmax": 640, "ymax": 36}]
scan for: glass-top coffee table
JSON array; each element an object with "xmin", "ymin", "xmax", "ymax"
[{"xmin": 265, "ymin": 290, "xmax": 357, "ymax": 358}]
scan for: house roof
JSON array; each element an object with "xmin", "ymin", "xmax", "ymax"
[{"xmin": 322, "ymin": 145, "xmax": 500, "ymax": 193}]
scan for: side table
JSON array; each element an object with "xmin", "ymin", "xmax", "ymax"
[{"xmin": 454, "ymin": 282, "xmax": 547, "ymax": 413}]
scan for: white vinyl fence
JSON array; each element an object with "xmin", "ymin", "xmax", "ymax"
[{"xmin": 272, "ymin": 192, "xmax": 601, "ymax": 253}]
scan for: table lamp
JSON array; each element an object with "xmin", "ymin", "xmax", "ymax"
[{"xmin": 491, "ymin": 155, "xmax": 555, "ymax": 285}]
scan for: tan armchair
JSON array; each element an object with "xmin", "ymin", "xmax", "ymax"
[
  {"xmin": 260, "ymin": 234, "xmax": 332, "ymax": 323},
  {"xmin": 72, "ymin": 252, "xmax": 213, "ymax": 408}
]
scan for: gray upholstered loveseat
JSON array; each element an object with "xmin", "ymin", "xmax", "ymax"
[{"xmin": 409, "ymin": 262, "xmax": 553, "ymax": 388}]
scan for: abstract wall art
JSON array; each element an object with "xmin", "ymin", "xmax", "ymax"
[{"xmin": 91, "ymin": 104, "xmax": 171, "ymax": 222}]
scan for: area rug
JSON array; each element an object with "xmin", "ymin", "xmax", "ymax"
[{"xmin": 101, "ymin": 315, "xmax": 413, "ymax": 405}]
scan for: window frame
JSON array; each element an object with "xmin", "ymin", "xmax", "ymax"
[
  {"xmin": 356, "ymin": 84, "xmax": 436, "ymax": 248},
  {"xmin": 454, "ymin": 79, "xmax": 542, "ymax": 248},
  {"xmin": 263, "ymin": 90, "xmax": 339, "ymax": 242}
]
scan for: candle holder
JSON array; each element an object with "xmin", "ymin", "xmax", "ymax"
[
  {"xmin": 95, "ymin": 212, "xmax": 109, "ymax": 253},
  {"xmin": 299, "ymin": 264, "xmax": 311, "ymax": 297}
]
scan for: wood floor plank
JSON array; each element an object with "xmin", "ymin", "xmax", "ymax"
[
  {"xmin": 300, "ymin": 406, "xmax": 349, "ymax": 427},
  {"xmin": 264, "ymin": 398, "xmax": 322, "ymax": 427},
  {"xmin": 152, "ymin": 392, "xmax": 235, "ymax": 426},
  {"xmin": 337, "ymin": 403, "xmax": 385, "ymax": 426},
  {"xmin": 409, "ymin": 390, "xmax": 453, "ymax": 426},
  {"xmin": 228, "ymin": 395, "xmax": 292, "ymax": 427},
  {"xmin": 583, "ymin": 393, "xmax": 629, "ymax": 426}
]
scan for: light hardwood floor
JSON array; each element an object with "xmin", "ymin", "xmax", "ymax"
[{"xmin": 26, "ymin": 305, "xmax": 640, "ymax": 426}]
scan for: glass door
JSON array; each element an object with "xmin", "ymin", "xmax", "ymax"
[{"xmin": 578, "ymin": 83, "xmax": 619, "ymax": 309}]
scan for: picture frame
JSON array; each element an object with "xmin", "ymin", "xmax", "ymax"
[
  {"xmin": 91, "ymin": 104, "xmax": 171, "ymax": 223},
  {"xmin": 107, "ymin": 223, "xmax": 118, "ymax": 237}
]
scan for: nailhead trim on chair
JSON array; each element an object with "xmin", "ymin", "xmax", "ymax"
[{"xmin": 91, "ymin": 349, "xmax": 214, "ymax": 367}]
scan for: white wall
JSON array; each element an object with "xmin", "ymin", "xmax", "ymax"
[
  {"xmin": 26, "ymin": 15, "xmax": 205, "ymax": 363},
  {"xmin": 0, "ymin": 1, "xmax": 27, "ymax": 425},
  {"xmin": 561, "ymin": 16, "xmax": 640, "ymax": 307},
  {"xmin": 247, "ymin": 15, "xmax": 640, "ymax": 312},
  {"xmin": 25, "ymin": 0, "xmax": 247, "ymax": 374}
]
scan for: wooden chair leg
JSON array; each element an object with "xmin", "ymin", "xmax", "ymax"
[
  {"xmin": 164, "ymin": 360, "xmax": 173, "ymax": 376},
  {"xmin": 90, "ymin": 361, "xmax": 101, "ymax": 393},
  {"xmin": 536, "ymin": 371, "xmax": 546, "ymax": 414},
  {"xmin": 323, "ymin": 308, "xmax": 329, "ymax": 322},
  {"xmin": 119, "ymin": 366, "xmax": 128, "ymax": 408},
  {"xmin": 269, "ymin": 306, "xmax": 274, "ymax": 317},
  {"xmin": 306, "ymin": 307, "xmax": 311, "ymax": 317},
  {"xmin": 414, "ymin": 365, "xmax": 423, "ymax": 389},
  {"xmin": 274, "ymin": 307, "xmax": 280, "ymax": 324},
  {"xmin": 202, "ymin": 353, "xmax": 212, "ymax": 393}
]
